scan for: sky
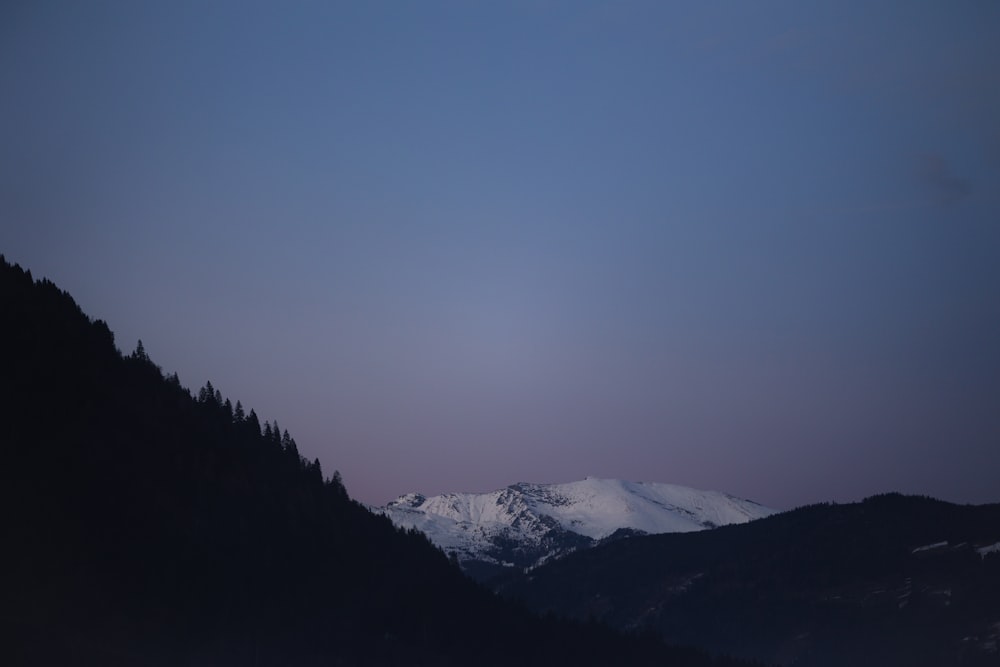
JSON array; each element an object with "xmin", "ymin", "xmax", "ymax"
[{"xmin": 2, "ymin": 1, "xmax": 999, "ymax": 510}]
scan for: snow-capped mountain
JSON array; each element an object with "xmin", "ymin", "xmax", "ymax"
[{"xmin": 377, "ymin": 477, "xmax": 775, "ymax": 577}]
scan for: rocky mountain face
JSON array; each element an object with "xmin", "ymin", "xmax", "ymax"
[{"xmin": 377, "ymin": 477, "xmax": 774, "ymax": 579}]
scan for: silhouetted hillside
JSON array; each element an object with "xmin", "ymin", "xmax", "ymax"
[
  {"xmin": 2, "ymin": 256, "xmax": 757, "ymax": 666},
  {"xmin": 496, "ymin": 494, "xmax": 1000, "ymax": 666}
]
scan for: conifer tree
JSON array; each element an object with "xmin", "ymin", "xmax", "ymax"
[
  {"xmin": 283, "ymin": 430, "xmax": 299, "ymax": 460},
  {"xmin": 199, "ymin": 381, "xmax": 217, "ymax": 404},
  {"xmin": 305, "ymin": 458, "xmax": 322, "ymax": 484},
  {"xmin": 331, "ymin": 470, "xmax": 347, "ymax": 499},
  {"xmin": 246, "ymin": 409, "xmax": 260, "ymax": 437}
]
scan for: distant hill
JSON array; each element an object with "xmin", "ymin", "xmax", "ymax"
[
  {"xmin": 0, "ymin": 256, "xmax": 746, "ymax": 666},
  {"xmin": 496, "ymin": 493, "xmax": 1000, "ymax": 666},
  {"xmin": 378, "ymin": 477, "xmax": 774, "ymax": 579}
]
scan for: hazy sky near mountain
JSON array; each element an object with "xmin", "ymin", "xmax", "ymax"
[{"xmin": 3, "ymin": 2, "xmax": 999, "ymax": 509}]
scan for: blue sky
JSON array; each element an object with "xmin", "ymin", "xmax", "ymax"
[{"xmin": 3, "ymin": 1, "xmax": 999, "ymax": 508}]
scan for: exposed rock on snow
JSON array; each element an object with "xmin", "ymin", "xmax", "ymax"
[{"xmin": 376, "ymin": 477, "xmax": 775, "ymax": 574}]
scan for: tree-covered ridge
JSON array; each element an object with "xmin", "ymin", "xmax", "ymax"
[
  {"xmin": 497, "ymin": 493, "xmax": 1000, "ymax": 666},
  {"xmin": 1, "ymin": 256, "xmax": 744, "ymax": 666}
]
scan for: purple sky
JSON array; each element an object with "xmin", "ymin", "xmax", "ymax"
[{"xmin": 3, "ymin": 2, "xmax": 999, "ymax": 509}]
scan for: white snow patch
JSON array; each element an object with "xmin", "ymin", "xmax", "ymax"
[
  {"xmin": 912, "ymin": 541, "xmax": 948, "ymax": 553},
  {"xmin": 977, "ymin": 542, "xmax": 1000, "ymax": 558},
  {"xmin": 374, "ymin": 477, "xmax": 775, "ymax": 568}
]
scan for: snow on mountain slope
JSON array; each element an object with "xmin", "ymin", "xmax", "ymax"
[{"xmin": 376, "ymin": 478, "xmax": 775, "ymax": 576}]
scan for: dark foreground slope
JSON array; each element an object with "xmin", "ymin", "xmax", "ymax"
[
  {"xmin": 0, "ymin": 257, "xmax": 741, "ymax": 667},
  {"xmin": 497, "ymin": 493, "xmax": 1000, "ymax": 666}
]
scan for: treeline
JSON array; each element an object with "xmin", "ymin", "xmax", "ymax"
[{"xmin": 1, "ymin": 256, "xmax": 745, "ymax": 666}]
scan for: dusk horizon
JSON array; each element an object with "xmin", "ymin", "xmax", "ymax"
[{"xmin": 3, "ymin": 2, "xmax": 999, "ymax": 512}]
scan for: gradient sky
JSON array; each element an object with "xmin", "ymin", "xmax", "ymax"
[{"xmin": 3, "ymin": 1, "xmax": 999, "ymax": 509}]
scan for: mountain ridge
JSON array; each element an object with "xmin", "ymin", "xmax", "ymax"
[
  {"xmin": 377, "ymin": 477, "xmax": 774, "ymax": 578},
  {"xmin": 495, "ymin": 493, "xmax": 1000, "ymax": 666}
]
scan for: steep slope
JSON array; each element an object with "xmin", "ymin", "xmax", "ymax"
[
  {"xmin": 0, "ymin": 256, "xmax": 746, "ymax": 667},
  {"xmin": 497, "ymin": 494, "xmax": 1000, "ymax": 666},
  {"xmin": 379, "ymin": 478, "xmax": 773, "ymax": 577}
]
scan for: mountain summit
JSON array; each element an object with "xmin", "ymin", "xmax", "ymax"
[{"xmin": 378, "ymin": 477, "xmax": 774, "ymax": 578}]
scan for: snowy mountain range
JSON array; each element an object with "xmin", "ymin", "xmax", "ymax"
[{"xmin": 376, "ymin": 477, "xmax": 775, "ymax": 578}]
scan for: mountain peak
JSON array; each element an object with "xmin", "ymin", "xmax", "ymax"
[{"xmin": 376, "ymin": 478, "xmax": 774, "ymax": 578}]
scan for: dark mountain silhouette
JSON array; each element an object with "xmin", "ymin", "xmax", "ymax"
[
  {"xmin": 495, "ymin": 493, "xmax": 1000, "ymax": 666},
  {"xmin": 1, "ymin": 256, "xmax": 752, "ymax": 666}
]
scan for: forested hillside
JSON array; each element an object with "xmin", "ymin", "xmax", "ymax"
[
  {"xmin": 497, "ymin": 493, "xmax": 1000, "ymax": 666},
  {"xmin": 0, "ymin": 256, "xmax": 740, "ymax": 666}
]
